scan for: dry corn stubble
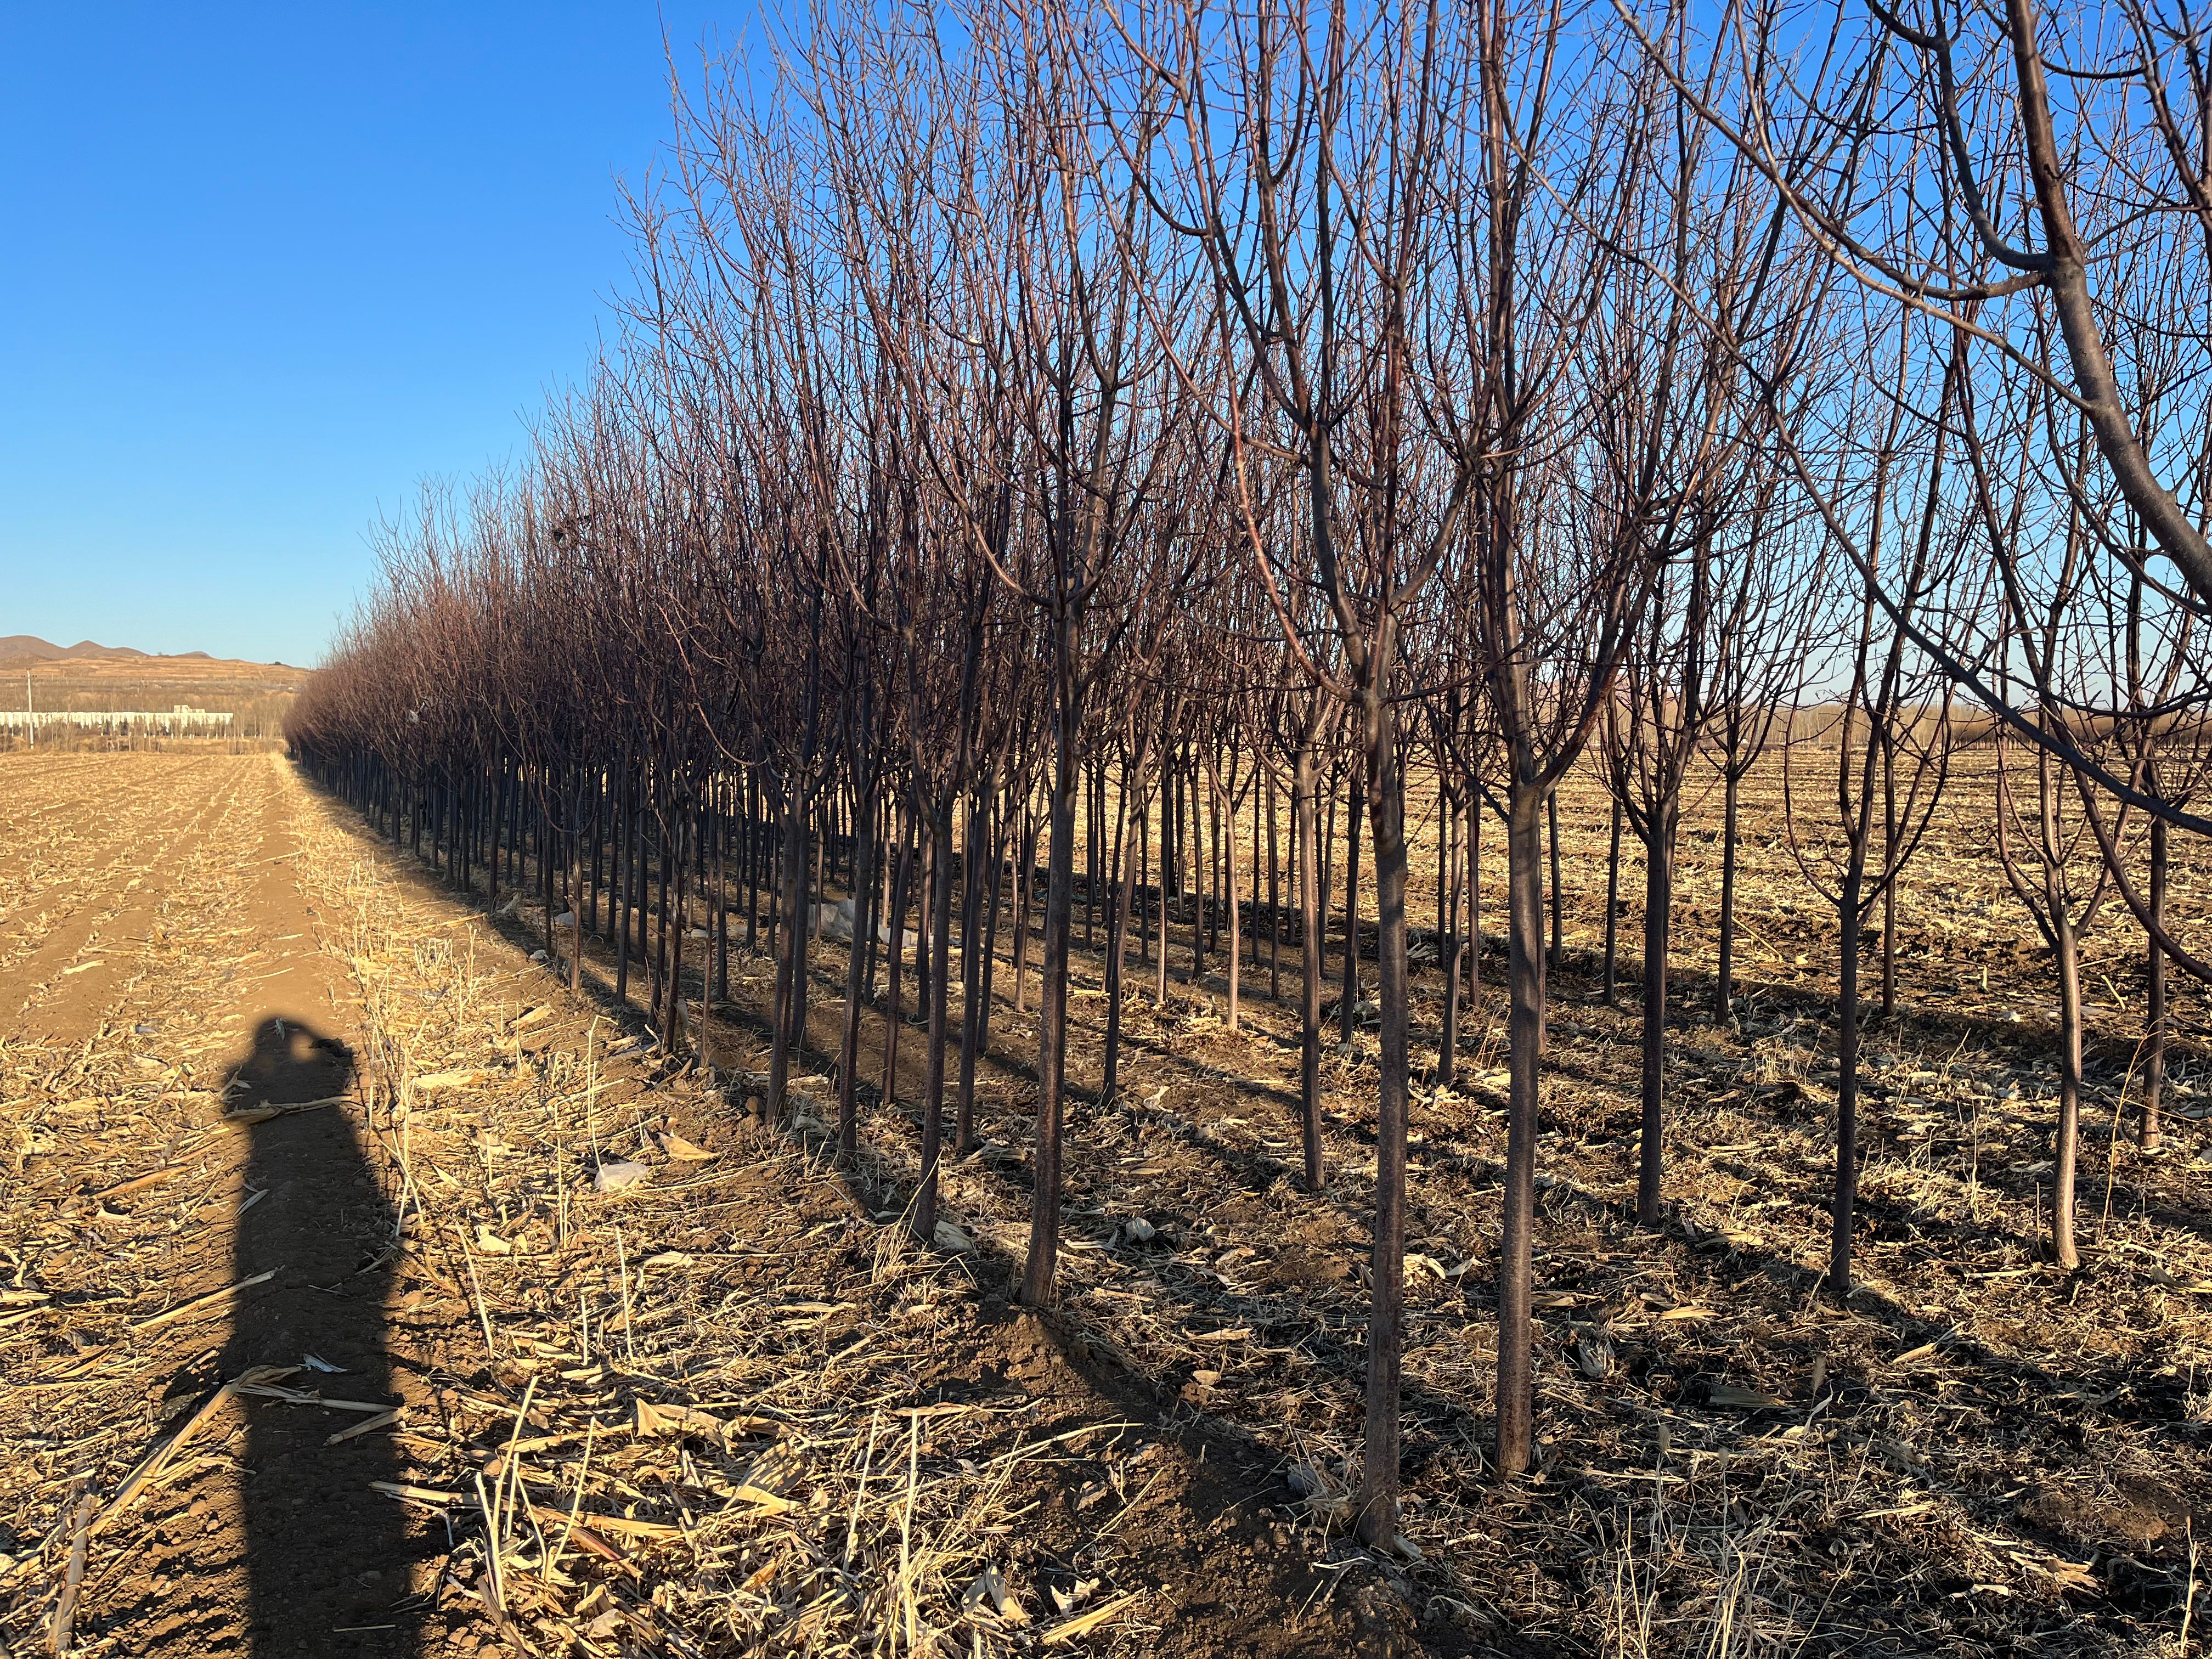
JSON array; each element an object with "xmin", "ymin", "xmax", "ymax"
[
  {"xmin": 659, "ymin": 754, "xmax": 2212, "ymax": 1657},
  {"xmin": 7, "ymin": 744, "xmax": 2212, "ymax": 1656},
  {"xmin": 0, "ymin": 754, "xmax": 1406, "ymax": 1656}
]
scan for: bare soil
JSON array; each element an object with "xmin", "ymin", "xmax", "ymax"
[
  {"xmin": 0, "ymin": 755, "xmax": 1419, "ymax": 1657},
  {"xmin": 5, "ymin": 751, "xmax": 2211, "ymax": 1656}
]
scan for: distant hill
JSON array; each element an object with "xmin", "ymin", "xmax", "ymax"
[
  {"xmin": 0, "ymin": 637, "xmax": 303, "ymax": 740},
  {"xmin": 0, "ymin": 635, "xmax": 277, "ymax": 673},
  {"xmin": 0, "ymin": 635, "xmax": 155, "ymax": 667}
]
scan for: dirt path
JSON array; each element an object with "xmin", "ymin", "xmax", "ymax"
[{"xmin": 1, "ymin": 756, "xmax": 443, "ymax": 1656}]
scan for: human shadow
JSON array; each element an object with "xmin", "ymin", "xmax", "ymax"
[{"xmin": 216, "ymin": 1018, "xmax": 421, "ymax": 1657}]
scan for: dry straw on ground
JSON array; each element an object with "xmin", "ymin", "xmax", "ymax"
[{"xmin": 3, "ymin": 752, "xmax": 2211, "ymax": 1656}]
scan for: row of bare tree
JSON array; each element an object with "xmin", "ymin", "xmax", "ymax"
[{"xmin": 289, "ymin": 0, "xmax": 2212, "ymax": 1540}]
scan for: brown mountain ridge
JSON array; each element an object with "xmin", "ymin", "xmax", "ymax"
[
  {"xmin": 0, "ymin": 636, "xmax": 261, "ymax": 671},
  {"xmin": 0, "ymin": 635, "xmax": 151, "ymax": 665}
]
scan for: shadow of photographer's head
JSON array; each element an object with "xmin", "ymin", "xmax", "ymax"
[{"xmin": 224, "ymin": 1017, "xmax": 355, "ymax": 1110}]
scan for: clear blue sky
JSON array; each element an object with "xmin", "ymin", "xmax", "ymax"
[{"xmin": 0, "ymin": 3, "xmax": 753, "ymax": 667}]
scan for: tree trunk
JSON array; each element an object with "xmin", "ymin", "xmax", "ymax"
[
  {"xmin": 647, "ymin": 803, "xmax": 664, "ymax": 1020},
  {"xmin": 1156, "ymin": 782, "xmax": 1173, "ymax": 1007},
  {"xmin": 713, "ymin": 783, "xmax": 729, "ymax": 1003},
  {"xmin": 2143, "ymin": 815, "xmax": 2167, "ymax": 1150},
  {"xmin": 633, "ymin": 780, "xmax": 650, "ymax": 963},
  {"xmin": 1225, "ymin": 772, "xmax": 1242, "ymax": 1031},
  {"xmin": 1020, "ymin": 678, "xmax": 1080, "ymax": 1309},
  {"xmin": 1296, "ymin": 744, "xmax": 1325, "ymax": 1189},
  {"xmin": 1321, "ymin": 780, "xmax": 1335, "ymax": 951},
  {"xmin": 1468, "ymin": 795, "xmax": 1482, "ymax": 1003},
  {"xmin": 1439, "ymin": 791, "xmax": 1462, "ymax": 1087},
  {"xmin": 881, "ymin": 798, "xmax": 915, "ymax": 1110},
  {"xmin": 837, "ymin": 781, "xmax": 878, "ymax": 1165},
  {"xmin": 1268, "ymin": 771, "xmax": 1282, "ymax": 1001},
  {"xmin": 1084, "ymin": 763, "xmax": 1099, "ymax": 950},
  {"xmin": 915, "ymin": 814, "xmax": 934, "ymax": 1017},
  {"xmin": 745, "ymin": 769, "xmax": 761, "ymax": 953},
  {"xmin": 568, "ymin": 773, "xmax": 584, "ymax": 993},
  {"xmin": 492, "ymin": 764, "xmax": 510, "ymax": 902},
  {"xmin": 614, "ymin": 769, "xmax": 632, "ymax": 1003},
  {"xmin": 1103, "ymin": 778, "xmax": 1139, "ymax": 1108},
  {"xmin": 1831, "ymin": 872, "xmax": 1863, "ymax": 1296},
  {"xmin": 768, "ymin": 787, "xmax": 810, "ymax": 1120},
  {"xmin": 861, "ymin": 796, "xmax": 885, "ymax": 1000},
  {"xmin": 1496, "ymin": 785, "xmax": 1547, "ymax": 1477},
  {"xmin": 765, "ymin": 793, "xmax": 780, "ymax": 960},
  {"xmin": 1716, "ymin": 768, "xmax": 1741, "ymax": 1017},
  {"xmin": 1637, "ymin": 822, "xmax": 1672, "ymax": 1227},
  {"xmin": 1250, "ymin": 769, "xmax": 1263, "ymax": 975},
  {"xmin": 1138, "ymin": 789, "xmax": 1152, "ymax": 968},
  {"xmin": 1013, "ymin": 799, "xmax": 1035, "ymax": 1015},
  {"xmin": 1437, "ymin": 786, "xmax": 1450, "ymax": 955},
  {"xmin": 813, "ymin": 798, "xmax": 828, "ymax": 946},
  {"xmin": 669, "ymin": 809, "xmax": 689, "ymax": 1050},
  {"xmin": 2051, "ymin": 900, "xmax": 2083, "ymax": 1271},
  {"xmin": 646, "ymin": 814, "xmax": 663, "ymax": 1044},
  {"xmin": 1353, "ymin": 701, "xmax": 1409, "ymax": 1549},
  {"xmin": 589, "ymin": 770, "xmax": 603, "ymax": 938},
  {"xmin": 980, "ymin": 798, "xmax": 1008, "ymax": 1051},
  {"xmin": 1210, "ymin": 765, "xmax": 1224, "ymax": 953},
  {"xmin": 915, "ymin": 805, "xmax": 956, "ymax": 1241},
  {"xmin": 1189, "ymin": 763, "xmax": 1206, "ymax": 987},
  {"xmin": 1881, "ymin": 738, "xmax": 1899, "ymax": 1021},
  {"xmin": 1167, "ymin": 753, "xmax": 1183, "ymax": 904},
  {"xmin": 955, "ymin": 789, "xmax": 990, "ymax": 1153},
  {"xmin": 1339, "ymin": 778, "xmax": 1362, "ymax": 1045},
  {"xmin": 1602, "ymin": 797, "xmax": 1623, "ymax": 1006}
]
